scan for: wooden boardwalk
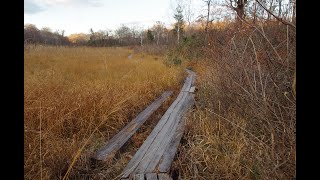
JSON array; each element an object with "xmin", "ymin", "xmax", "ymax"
[
  {"xmin": 93, "ymin": 91, "xmax": 173, "ymax": 161},
  {"xmin": 121, "ymin": 69, "xmax": 196, "ymax": 179}
]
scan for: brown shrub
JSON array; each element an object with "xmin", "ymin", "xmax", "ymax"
[{"xmin": 176, "ymin": 22, "xmax": 296, "ymax": 179}]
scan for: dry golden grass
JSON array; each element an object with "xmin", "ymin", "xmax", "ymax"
[{"xmin": 24, "ymin": 46, "xmax": 183, "ymax": 179}]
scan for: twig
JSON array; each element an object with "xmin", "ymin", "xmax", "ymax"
[
  {"xmin": 249, "ymin": 37, "xmax": 266, "ymax": 100},
  {"xmin": 254, "ymin": 0, "xmax": 296, "ymax": 29},
  {"xmin": 286, "ymin": 25, "xmax": 290, "ymax": 70},
  {"xmin": 39, "ymin": 101, "xmax": 42, "ymax": 180},
  {"xmin": 236, "ymin": 15, "xmax": 295, "ymax": 71}
]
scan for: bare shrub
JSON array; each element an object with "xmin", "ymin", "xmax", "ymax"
[{"xmin": 176, "ymin": 22, "xmax": 295, "ymax": 179}]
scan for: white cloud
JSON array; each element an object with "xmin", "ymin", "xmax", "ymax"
[
  {"xmin": 25, "ymin": 0, "xmax": 46, "ymax": 14},
  {"xmin": 39, "ymin": 0, "xmax": 103, "ymax": 6},
  {"xmin": 24, "ymin": 0, "xmax": 103, "ymax": 14},
  {"xmin": 40, "ymin": 0, "xmax": 73, "ymax": 5}
]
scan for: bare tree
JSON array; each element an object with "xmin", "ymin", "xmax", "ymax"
[
  {"xmin": 252, "ymin": 1, "xmax": 258, "ymax": 23},
  {"xmin": 152, "ymin": 21, "xmax": 165, "ymax": 45},
  {"xmin": 203, "ymin": 0, "xmax": 214, "ymax": 38},
  {"xmin": 140, "ymin": 30, "xmax": 144, "ymax": 46},
  {"xmin": 291, "ymin": 0, "xmax": 296, "ymax": 22},
  {"xmin": 254, "ymin": 0, "xmax": 296, "ymax": 28},
  {"xmin": 115, "ymin": 25, "xmax": 132, "ymax": 45},
  {"xmin": 173, "ymin": 4, "xmax": 184, "ymax": 44},
  {"xmin": 183, "ymin": 0, "xmax": 195, "ymax": 26},
  {"xmin": 163, "ymin": 28, "xmax": 170, "ymax": 45},
  {"xmin": 278, "ymin": 0, "xmax": 282, "ymax": 17},
  {"xmin": 135, "ymin": 26, "xmax": 145, "ymax": 46},
  {"xmin": 24, "ymin": 24, "xmax": 41, "ymax": 43},
  {"xmin": 41, "ymin": 27, "xmax": 53, "ymax": 45},
  {"xmin": 228, "ymin": 0, "xmax": 248, "ymax": 25},
  {"xmin": 267, "ymin": 0, "xmax": 275, "ymax": 21}
]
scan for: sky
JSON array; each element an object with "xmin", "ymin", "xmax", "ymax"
[{"xmin": 24, "ymin": 0, "xmax": 204, "ymax": 36}]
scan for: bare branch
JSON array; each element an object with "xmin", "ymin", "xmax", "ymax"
[{"xmin": 254, "ymin": 0, "xmax": 296, "ymax": 28}]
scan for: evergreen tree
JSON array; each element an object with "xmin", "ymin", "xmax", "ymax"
[
  {"xmin": 147, "ymin": 29, "xmax": 154, "ymax": 43},
  {"xmin": 173, "ymin": 5, "xmax": 184, "ymax": 44}
]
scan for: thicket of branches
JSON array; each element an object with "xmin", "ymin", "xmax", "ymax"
[{"xmin": 166, "ymin": 0, "xmax": 296, "ymax": 179}]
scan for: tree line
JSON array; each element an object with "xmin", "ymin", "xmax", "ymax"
[
  {"xmin": 24, "ymin": 24, "xmax": 70, "ymax": 45},
  {"xmin": 24, "ymin": 0, "xmax": 296, "ymax": 47}
]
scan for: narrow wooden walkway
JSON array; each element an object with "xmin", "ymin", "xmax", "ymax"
[
  {"xmin": 121, "ymin": 69, "xmax": 196, "ymax": 179},
  {"xmin": 93, "ymin": 91, "xmax": 173, "ymax": 161}
]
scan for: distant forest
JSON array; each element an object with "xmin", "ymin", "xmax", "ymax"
[
  {"xmin": 24, "ymin": 0, "xmax": 296, "ymax": 47},
  {"xmin": 24, "ymin": 20, "xmax": 200, "ymax": 47}
]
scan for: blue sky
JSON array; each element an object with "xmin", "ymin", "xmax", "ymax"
[{"xmin": 24, "ymin": 0, "xmax": 204, "ymax": 36}]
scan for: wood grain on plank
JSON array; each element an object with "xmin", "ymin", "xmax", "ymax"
[
  {"xmin": 144, "ymin": 93, "xmax": 193, "ymax": 173},
  {"xmin": 158, "ymin": 95, "xmax": 194, "ymax": 172},
  {"xmin": 158, "ymin": 173, "xmax": 172, "ymax": 180},
  {"xmin": 150, "ymin": 72, "xmax": 195, "ymax": 173},
  {"xmin": 134, "ymin": 174, "xmax": 145, "ymax": 180},
  {"xmin": 145, "ymin": 173, "xmax": 158, "ymax": 180},
  {"xmin": 135, "ymin": 93, "xmax": 189, "ymax": 173},
  {"xmin": 94, "ymin": 91, "xmax": 173, "ymax": 161},
  {"xmin": 121, "ymin": 90, "xmax": 186, "ymax": 178}
]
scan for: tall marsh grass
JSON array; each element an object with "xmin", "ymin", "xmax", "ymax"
[{"xmin": 24, "ymin": 46, "xmax": 183, "ymax": 179}]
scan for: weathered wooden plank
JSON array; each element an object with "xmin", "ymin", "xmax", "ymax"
[
  {"xmin": 180, "ymin": 69, "xmax": 195, "ymax": 92},
  {"xmin": 158, "ymin": 95, "xmax": 194, "ymax": 172},
  {"xmin": 145, "ymin": 173, "xmax": 158, "ymax": 180},
  {"xmin": 189, "ymin": 86, "xmax": 196, "ymax": 93},
  {"xmin": 137, "ymin": 71, "xmax": 196, "ymax": 173},
  {"xmin": 185, "ymin": 68, "xmax": 196, "ymax": 76},
  {"xmin": 134, "ymin": 174, "xmax": 145, "ymax": 180},
  {"xmin": 93, "ymin": 91, "xmax": 173, "ymax": 161},
  {"xmin": 121, "ymin": 90, "xmax": 186, "ymax": 178},
  {"xmin": 135, "ymin": 92, "xmax": 189, "ymax": 173},
  {"xmin": 181, "ymin": 77, "xmax": 192, "ymax": 92},
  {"xmin": 158, "ymin": 173, "xmax": 172, "ymax": 180},
  {"xmin": 181, "ymin": 73, "xmax": 195, "ymax": 92},
  {"xmin": 144, "ymin": 93, "xmax": 193, "ymax": 173}
]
